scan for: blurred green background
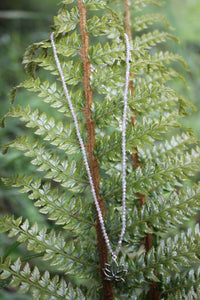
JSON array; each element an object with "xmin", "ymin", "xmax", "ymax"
[{"xmin": 0, "ymin": 0, "xmax": 200, "ymax": 299}]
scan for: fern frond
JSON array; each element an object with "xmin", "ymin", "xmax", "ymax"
[
  {"xmin": 133, "ymin": 13, "xmax": 172, "ymax": 32},
  {"xmin": 84, "ymin": 0, "xmax": 107, "ymax": 10},
  {"xmin": 22, "ymin": 42, "xmax": 47, "ymax": 78},
  {"xmin": 3, "ymin": 135, "xmax": 88, "ymax": 192},
  {"xmin": 109, "ymin": 184, "xmax": 200, "ymax": 243},
  {"xmin": 139, "ymin": 185, "xmax": 200, "ymax": 230},
  {"xmin": 0, "ymin": 257, "xmax": 86, "ymax": 299},
  {"xmin": 138, "ymin": 132, "xmax": 196, "ymax": 164},
  {"xmin": 4, "ymin": 105, "xmax": 81, "ymax": 154},
  {"xmin": 130, "ymin": 0, "xmax": 164, "ymax": 11},
  {"xmin": 97, "ymin": 112, "xmax": 182, "ymax": 164},
  {"xmin": 46, "ymin": 31, "xmax": 81, "ymax": 58},
  {"xmin": 2, "ymin": 174, "xmax": 95, "ymax": 228},
  {"xmin": 89, "ymin": 41, "xmax": 124, "ymax": 65},
  {"xmin": 132, "ymin": 84, "xmax": 194, "ymax": 116},
  {"xmin": 149, "ymin": 51, "xmax": 187, "ymax": 70},
  {"xmin": 134, "ymin": 67, "xmax": 185, "ymax": 88},
  {"xmin": 161, "ymin": 267, "xmax": 200, "ymax": 299},
  {"xmin": 54, "ymin": 7, "xmax": 79, "ymax": 34},
  {"xmin": 0, "ymin": 216, "xmax": 97, "ymax": 279},
  {"xmin": 126, "ymin": 225, "xmax": 200, "ymax": 283},
  {"xmin": 103, "ymin": 147, "xmax": 200, "ymax": 201},
  {"xmin": 134, "ymin": 30, "xmax": 178, "ymax": 51}
]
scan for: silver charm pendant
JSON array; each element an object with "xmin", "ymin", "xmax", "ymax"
[{"xmin": 103, "ymin": 259, "xmax": 127, "ymax": 282}]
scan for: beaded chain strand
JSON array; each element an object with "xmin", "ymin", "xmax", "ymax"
[{"xmin": 51, "ymin": 32, "xmax": 130, "ymax": 281}]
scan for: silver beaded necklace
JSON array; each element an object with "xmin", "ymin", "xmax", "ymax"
[{"xmin": 51, "ymin": 32, "xmax": 130, "ymax": 282}]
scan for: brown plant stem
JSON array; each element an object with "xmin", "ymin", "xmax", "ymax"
[
  {"xmin": 124, "ymin": 0, "xmax": 132, "ymax": 40},
  {"xmin": 77, "ymin": 1, "xmax": 113, "ymax": 299},
  {"xmin": 124, "ymin": 1, "xmax": 160, "ymax": 299}
]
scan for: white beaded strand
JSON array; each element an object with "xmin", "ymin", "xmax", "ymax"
[
  {"xmin": 114, "ymin": 32, "xmax": 130, "ymax": 257},
  {"xmin": 50, "ymin": 32, "xmax": 130, "ymax": 261}
]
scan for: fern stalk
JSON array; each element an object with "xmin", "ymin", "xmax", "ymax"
[{"xmin": 77, "ymin": 1, "xmax": 113, "ymax": 298}]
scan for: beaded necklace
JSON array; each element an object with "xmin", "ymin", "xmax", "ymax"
[{"xmin": 51, "ymin": 32, "xmax": 130, "ymax": 282}]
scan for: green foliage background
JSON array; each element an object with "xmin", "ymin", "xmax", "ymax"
[
  {"xmin": 0, "ymin": 0, "xmax": 200, "ymax": 299},
  {"xmin": 0, "ymin": 2, "xmax": 57, "ymax": 299}
]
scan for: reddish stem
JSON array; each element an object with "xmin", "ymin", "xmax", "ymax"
[{"xmin": 77, "ymin": 1, "xmax": 113, "ymax": 299}]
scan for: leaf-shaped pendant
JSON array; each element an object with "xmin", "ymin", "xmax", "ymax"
[{"xmin": 103, "ymin": 260, "xmax": 127, "ymax": 282}]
